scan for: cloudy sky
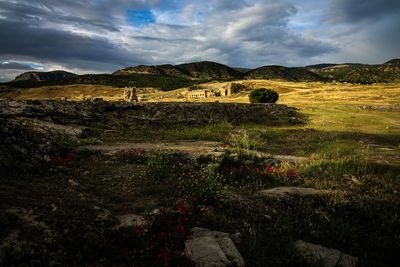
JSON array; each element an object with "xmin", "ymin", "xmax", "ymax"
[{"xmin": 0, "ymin": 0, "xmax": 399, "ymax": 81}]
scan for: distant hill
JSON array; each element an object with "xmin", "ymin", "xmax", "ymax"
[
  {"xmin": 245, "ymin": 66, "xmax": 324, "ymax": 82},
  {"xmin": 307, "ymin": 59, "xmax": 400, "ymax": 83},
  {"xmin": 383, "ymin": 59, "xmax": 400, "ymax": 66},
  {"xmin": 175, "ymin": 61, "xmax": 243, "ymax": 80},
  {"xmin": 113, "ymin": 61, "xmax": 242, "ymax": 80},
  {"xmin": 6, "ymin": 59, "xmax": 400, "ymax": 89},
  {"xmin": 306, "ymin": 63, "xmax": 342, "ymax": 70},
  {"xmin": 113, "ymin": 64, "xmax": 191, "ymax": 78},
  {"xmin": 6, "ymin": 73, "xmax": 205, "ymax": 91},
  {"xmin": 233, "ymin": 67, "xmax": 252, "ymax": 73},
  {"xmin": 13, "ymin": 70, "xmax": 77, "ymax": 82}
]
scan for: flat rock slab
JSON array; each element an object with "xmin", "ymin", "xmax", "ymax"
[
  {"xmin": 83, "ymin": 141, "xmax": 225, "ymax": 159},
  {"xmin": 273, "ymin": 154, "xmax": 308, "ymax": 163},
  {"xmin": 259, "ymin": 186, "xmax": 321, "ymax": 199},
  {"xmin": 294, "ymin": 240, "xmax": 358, "ymax": 267},
  {"xmin": 114, "ymin": 214, "xmax": 148, "ymax": 230},
  {"xmin": 185, "ymin": 227, "xmax": 245, "ymax": 267}
]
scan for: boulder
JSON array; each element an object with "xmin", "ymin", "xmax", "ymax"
[
  {"xmin": 294, "ymin": 240, "xmax": 358, "ymax": 267},
  {"xmin": 185, "ymin": 227, "xmax": 245, "ymax": 267}
]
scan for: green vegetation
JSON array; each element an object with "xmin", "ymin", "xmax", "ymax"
[
  {"xmin": 249, "ymin": 88, "xmax": 279, "ymax": 103},
  {"xmin": 307, "ymin": 59, "xmax": 400, "ymax": 84},
  {"xmin": 245, "ymin": 65, "xmax": 325, "ymax": 82},
  {"xmin": 5, "ymin": 73, "xmax": 208, "ymax": 91}
]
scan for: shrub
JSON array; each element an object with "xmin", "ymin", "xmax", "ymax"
[
  {"xmin": 225, "ymin": 129, "xmax": 262, "ymax": 150},
  {"xmin": 249, "ymin": 88, "xmax": 279, "ymax": 103}
]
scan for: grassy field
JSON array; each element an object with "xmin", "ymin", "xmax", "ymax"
[{"xmin": 1, "ymin": 80, "xmax": 399, "ymax": 266}]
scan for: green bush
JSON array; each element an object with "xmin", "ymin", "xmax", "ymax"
[{"xmin": 249, "ymin": 88, "xmax": 279, "ymax": 103}]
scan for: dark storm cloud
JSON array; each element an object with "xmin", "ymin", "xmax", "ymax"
[
  {"xmin": 328, "ymin": 0, "xmax": 400, "ymax": 23},
  {"xmin": 0, "ymin": 19, "xmax": 146, "ymax": 67},
  {"xmin": 0, "ymin": 1, "xmax": 119, "ymax": 32},
  {"xmin": 0, "ymin": 61, "xmax": 35, "ymax": 70}
]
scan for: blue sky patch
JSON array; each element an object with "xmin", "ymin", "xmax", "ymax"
[{"xmin": 127, "ymin": 9, "xmax": 155, "ymax": 27}]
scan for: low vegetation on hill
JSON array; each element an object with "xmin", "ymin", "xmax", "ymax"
[
  {"xmin": 13, "ymin": 70, "xmax": 78, "ymax": 82},
  {"xmin": 245, "ymin": 66, "xmax": 325, "ymax": 82},
  {"xmin": 113, "ymin": 64, "xmax": 192, "ymax": 78},
  {"xmin": 175, "ymin": 61, "xmax": 243, "ymax": 80},
  {"xmin": 5, "ymin": 73, "xmax": 206, "ymax": 91},
  {"xmin": 307, "ymin": 59, "xmax": 400, "ymax": 84}
]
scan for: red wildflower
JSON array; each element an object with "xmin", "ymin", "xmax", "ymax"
[
  {"xmin": 255, "ymin": 168, "xmax": 260, "ymax": 172},
  {"xmin": 135, "ymin": 225, "xmax": 144, "ymax": 236},
  {"xmin": 178, "ymin": 200, "xmax": 185, "ymax": 211},
  {"xmin": 267, "ymin": 166, "xmax": 273, "ymax": 173},
  {"xmin": 158, "ymin": 231, "xmax": 166, "ymax": 239},
  {"xmin": 156, "ymin": 246, "xmax": 170, "ymax": 267},
  {"xmin": 176, "ymin": 225, "xmax": 185, "ymax": 233},
  {"xmin": 126, "ymin": 150, "xmax": 135, "ymax": 157}
]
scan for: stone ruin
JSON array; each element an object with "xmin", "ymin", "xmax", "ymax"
[
  {"xmin": 123, "ymin": 87, "xmax": 138, "ymax": 102},
  {"xmin": 183, "ymin": 82, "xmax": 251, "ymax": 99}
]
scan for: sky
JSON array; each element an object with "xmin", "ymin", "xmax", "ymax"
[{"xmin": 0, "ymin": 0, "xmax": 399, "ymax": 81}]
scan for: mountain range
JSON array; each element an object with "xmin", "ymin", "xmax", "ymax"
[{"xmin": 4, "ymin": 59, "xmax": 400, "ymax": 89}]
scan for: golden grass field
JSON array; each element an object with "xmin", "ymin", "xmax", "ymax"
[
  {"xmin": 3, "ymin": 80, "xmax": 400, "ymax": 106},
  {"xmin": 3, "ymin": 80, "xmax": 399, "ymax": 135}
]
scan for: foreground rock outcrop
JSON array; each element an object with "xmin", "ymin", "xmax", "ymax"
[
  {"xmin": 0, "ymin": 100, "xmax": 303, "ymax": 127},
  {"xmin": 185, "ymin": 227, "xmax": 245, "ymax": 267},
  {"xmin": 294, "ymin": 240, "xmax": 358, "ymax": 267}
]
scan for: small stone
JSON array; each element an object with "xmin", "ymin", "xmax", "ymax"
[
  {"xmin": 68, "ymin": 179, "xmax": 79, "ymax": 186},
  {"xmin": 149, "ymin": 208, "xmax": 160, "ymax": 215},
  {"xmin": 114, "ymin": 214, "xmax": 148, "ymax": 230},
  {"xmin": 50, "ymin": 204, "xmax": 57, "ymax": 212},
  {"xmin": 264, "ymin": 214, "xmax": 272, "ymax": 220}
]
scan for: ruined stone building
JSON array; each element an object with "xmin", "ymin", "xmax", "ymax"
[
  {"xmin": 123, "ymin": 87, "xmax": 138, "ymax": 102},
  {"xmin": 183, "ymin": 83, "xmax": 250, "ymax": 99},
  {"xmin": 185, "ymin": 89, "xmax": 221, "ymax": 99}
]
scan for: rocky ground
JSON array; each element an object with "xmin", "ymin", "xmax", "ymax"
[{"xmin": 0, "ymin": 100, "xmax": 399, "ymax": 266}]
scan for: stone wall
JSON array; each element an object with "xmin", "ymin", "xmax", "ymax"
[
  {"xmin": 125, "ymin": 102, "xmax": 302, "ymax": 126},
  {"xmin": 0, "ymin": 100, "xmax": 303, "ymax": 128}
]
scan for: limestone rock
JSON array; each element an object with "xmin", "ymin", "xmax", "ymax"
[
  {"xmin": 114, "ymin": 214, "xmax": 148, "ymax": 230},
  {"xmin": 185, "ymin": 227, "xmax": 245, "ymax": 267},
  {"xmin": 259, "ymin": 186, "xmax": 321, "ymax": 199},
  {"xmin": 294, "ymin": 240, "xmax": 358, "ymax": 267}
]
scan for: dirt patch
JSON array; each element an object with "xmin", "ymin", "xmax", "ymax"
[{"xmin": 82, "ymin": 141, "xmax": 226, "ymax": 158}]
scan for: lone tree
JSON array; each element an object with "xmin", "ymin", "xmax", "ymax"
[{"xmin": 249, "ymin": 88, "xmax": 279, "ymax": 103}]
